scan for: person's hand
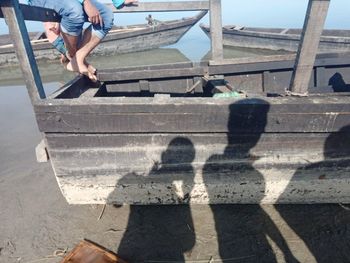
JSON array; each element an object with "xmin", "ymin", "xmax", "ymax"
[
  {"xmin": 44, "ymin": 22, "xmax": 60, "ymax": 37},
  {"xmin": 49, "ymin": 23, "xmax": 60, "ymax": 35},
  {"xmin": 83, "ymin": 0, "xmax": 103, "ymax": 27},
  {"xmin": 124, "ymin": 0, "xmax": 138, "ymax": 6}
]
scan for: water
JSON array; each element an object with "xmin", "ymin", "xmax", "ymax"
[{"xmin": 0, "ymin": 0, "xmax": 349, "ymax": 87}]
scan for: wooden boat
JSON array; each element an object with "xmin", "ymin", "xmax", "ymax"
[
  {"xmin": 0, "ymin": 11, "xmax": 207, "ymax": 66},
  {"xmin": 3, "ymin": 0, "xmax": 350, "ymax": 205},
  {"xmin": 200, "ymin": 24, "xmax": 350, "ymax": 53},
  {"xmin": 35, "ymin": 52, "xmax": 350, "ymax": 204}
]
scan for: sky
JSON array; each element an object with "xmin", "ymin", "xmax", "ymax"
[{"xmin": 1, "ymin": 0, "xmax": 350, "ymax": 34}]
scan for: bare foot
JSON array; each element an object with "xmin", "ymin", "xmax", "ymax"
[
  {"xmin": 86, "ymin": 62, "xmax": 97, "ymax": 75},
  {"xmin": 66, "ymin": 58, "xmax": 97, "ymax": 82}
]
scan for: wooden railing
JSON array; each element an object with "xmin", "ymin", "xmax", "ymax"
[
  {"xmin": 0, "ymin": 3, "xmax": 60, "ymax": 22},
  {"xmin": 0, "ymin": 0, "xmax": 332, "ymax": 104}
]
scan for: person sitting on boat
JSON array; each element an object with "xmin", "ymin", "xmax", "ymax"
[
  {"xmin": 28, "ymin": 0, "xmax": 138, "ymax": 81},
  {"xmin": 43, "ymin": 22, "xmax": 70, "ymax": 64}
]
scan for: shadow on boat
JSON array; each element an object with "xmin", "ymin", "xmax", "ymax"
[
  {"xmin": 105, "ymin": 99, "xmax": 350, "ymax": 262},
  {"xmin": 329, "ymin": 72, "xmax": 350, "ymax": 92},
  {"xmin": 114, "ymin": 137, "xmax": 196, "ymax": 262},
  {"xmin": 107, "ymin": 99, "xmax": 295, "ymax": 262},
  {"xmin": 201, "ymin": 99, "xmax": 298, "ymax": 263},
  {"xmin": 275, "ymin": 125, "xmax": 350, "ymax": 263}
]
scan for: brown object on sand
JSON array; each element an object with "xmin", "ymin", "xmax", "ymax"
[{"xmin": 61, "ymin": 240, "xmax": 127, "ymax": 263}]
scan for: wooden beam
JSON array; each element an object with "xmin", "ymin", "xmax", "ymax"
[
  {"xmin": 107, "ymin": 1, "xmax": 209, "ymax": 13},
  {"xmin": 0, "ymin": 3, "xmax": 60, "ymax": 22},
  {"xmin": 209, "ymin": 0, "xmax": 223, "ymax": 61},
  {"xmin": 35, "ymin": 98, "xmax": 350, "ymax": 133},
  {"xmin": 209, "ymin": 54, "xmax": 297, "ymax": 66},
  {"xmin": 290, "ymin": 0, "xmax": 330, "ymax": 94},
  {"xmin": 1, "ymin": 0, "xmax": 45, "ymax": 102},
  {"xmin": 98, "ymin": 67, "xmax": 205, "ymax": 82}
]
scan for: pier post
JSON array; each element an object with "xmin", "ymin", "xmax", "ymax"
[
  {"xmin": 290, "ymin": 0, "xmax": 330, "ymax": 94},
  {"xmin": 209, "ymin": 0, "xmax": 223, "ymax": 62},
  {"xmin": 1, "ymin": 0, "xmax": 46, "ymax": 103}
]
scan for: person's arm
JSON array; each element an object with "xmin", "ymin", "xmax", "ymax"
[
  {"xmin": 82, "ymin": 0, "xmax": 103, "ymax": 26},
  {"xmin": 113, "ymin": 0, "xmax": 138, "ymax": 9}
]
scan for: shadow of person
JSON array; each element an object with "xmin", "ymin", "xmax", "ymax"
[
  {"xmin": 114, "ymin": 137, "xmax": 196, "ymax": 262},
  {"xmin": 202, "ymin": 99, "xmax": 298, "ymax": 262},
  {"xmin": 329, "ymin": 73, "xmax": 350, "ymax": 92},
  {"xmin": 276, "ymin": 125, "xmax": 350, "ymax": 263}
]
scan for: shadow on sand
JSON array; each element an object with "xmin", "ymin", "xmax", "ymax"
[
  {"xmin": 108, "ymin": 100, "xmax": 349, "ymax": 262},
  {"xmin": 202, "ymin": 99, "xmax": 298, "ymax": 262},
  {"xmin": 115, "ymin": 137, "xmax": 196, "ymax": 262},
  {"xmin": 275, "ymin": 125, "xmax": 350, "ymax": 263}
]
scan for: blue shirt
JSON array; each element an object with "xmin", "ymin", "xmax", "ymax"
[
  {"xmin": 27, "ymin": 0, "xmax": 125, "ymax": 9},
  {"xmin": 77, "ymin": 0, "xmax": 125, "ymax": 9}
]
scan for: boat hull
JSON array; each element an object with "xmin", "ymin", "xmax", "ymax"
[
  {"xmin": 0, "ymin": 11, "xmax": 207, "ymax": 65},
  {"xmin": 45, "ymin": 132, "xmax": 350, "ymax": 205},
  {"xmin": 201, "ymin": 25, "xmax": 350, "ymax": 53},
  {"xmin": 35, "ymin": 54, "xmax": 350, "ymax": 204}
]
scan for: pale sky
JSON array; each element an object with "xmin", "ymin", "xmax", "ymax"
[{"xmin": 1, "ymin": 1, "xmax": 350, "ymax": 34}]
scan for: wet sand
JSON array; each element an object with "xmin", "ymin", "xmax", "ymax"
[{"xmin": 0, "ymin": 49, "xmax": 349, "ymax": 263}]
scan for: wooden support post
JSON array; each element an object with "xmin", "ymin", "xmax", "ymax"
[
  {"xmin": 1, "ymin": 0, "xmax": 45, "ymax": 103},
  {"xmin": 209, "ymin": 0, "xmax": 223, "ymax": 62},
  {"xmin": 290, "ymin": 0, "xmax": 330, "ymax": 94}
]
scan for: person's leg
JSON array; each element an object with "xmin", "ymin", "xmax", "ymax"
[
  {"xmin": 67, "ymin": 0, "xmax": 114, "ymax": 79},
  {"xmin": 29, "ymin": 0, "xmax": 85, "ymax": 58}
]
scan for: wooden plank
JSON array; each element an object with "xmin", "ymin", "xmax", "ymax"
[
  {"xmin": 35, "ymin": 111, "xmax": 350, "ymax": 133},
  {"xmin": 0, "ymin": 3, "xmax": 60, "ymax": 22},
  {"xmin": 35, "ymin": 94, "xmax": 350, "ymax": 110},
  {"xmin": 48, "ymin": 133, "xmax": 332, "ymax": 175},
  {"xmin": 209, "ymin": 54, "xmax": 297, "ymax": 66},
  {"xmin": 209, "ymin": 0, "xmax": 223, "ymax": 61},
  {"xmin": 45, "ymin": 133, "xmax": 336, "ymax": 152},
  {"xmin": 48, "ymin": 75, "xmax": 88, "ymax": 99},
  {"xmin": 47, "ymin": 132, "xmax": 350, "ymax": 177},
  {"xmin": 290, "ymin": 0, "xmax": 330, "ymax": 94},
  {"xmin": 106, "ymin": 1, "xmax": 209, "ymax": 13},
  {"xmin": 35, "ymin": 139, "xmax": 49, "ymax": 163},
  {"xmin": 35, "ymin": 99, "xmax": 350, "ymax": 133},
  {"xmin": 79, "ymin": 88, "xmax": 99, "ymax": 99},
  {"xmin": 98, "ymin": 52, "xmax": 350, "ymax": 83},
  {"xmin": 46, "ymin": 131, "xmax": 350, "ymax": 204},
  {"xmin": 98, "ymin": 67, "xmax": 205, "ymax": 82},
  {"xmin": 1, "ymin": 0, "xmax": 45, "ymax": 102}
]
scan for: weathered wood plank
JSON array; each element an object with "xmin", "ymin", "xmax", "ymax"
[
  {"xmin": 79, "ymin": 88, "xmax": 99, "ymax": 99},
  {"xmin": 35, "ymin": 99, "xmax": 350, "ymax": 133},
  {"xmin": 97, "ymin": 52, "xmax": 350, "ymax": 83},
  {"xmin": 0, "ymin": 3, "xmax": 60, "ymax": 22},
  {"xmin": 35, "ymin": 112, "xmax": 350, "ymax": 133},
  {"xmin": 290, "ymin": 0, "xmax": 331, "ymax": 94},
  {"xmin": 98, "ymin": 67, "xmax": 205, "ymax": 82},
  {"xmin": 57, "ymin": 170, "xmax": 350, "ymax": 204},
  {"xmin": 209, "ymin": 54, "xmax": 297, "ymax": 66},
  {"xmin": 45, "ymin": 133, "xmax": 338, "ymax": 152},
  {"xmin": 209, "ymin": 0, "xmax": 223, "ymax": 61},
  {"xmin": 45, "ymin": 132, "xmax": 350, "ymax": 204},
  {"xmin": 1, "ymin": 0, "xmax": 45, "ymax": 102},
  {"xmin": 35, "ymin": 95, "xmax": 350, "ymax": 111},
  {"xmin": 106, "ymin": 1, "xmax": 210, "ymax": 13},
  {"xmin": 48, "ymin": 75, "xmax": 86, "ymax": 99}
]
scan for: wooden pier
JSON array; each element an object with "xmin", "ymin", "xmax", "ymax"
[{"xmin": 1, "ymin": 0, "xmax": 349, "ymax": 204}]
